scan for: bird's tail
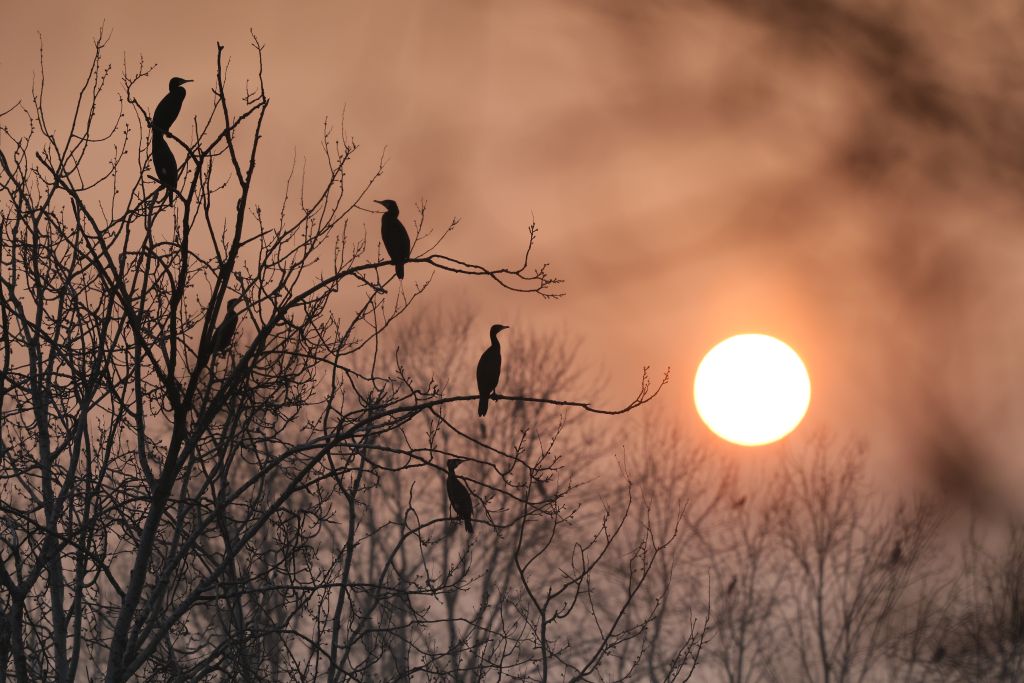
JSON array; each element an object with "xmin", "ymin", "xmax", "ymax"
[
  {"xmin": 464, "ymin": 517, "xmax": 474, "ymax": 534},
  {"xmin": 395, "ymin": 261, "xmax": 405, "ymax": 280},
  {"xmin": 478, "ymin": 395, "xmax": 488, "ymax": 417},
  {"xmin": 166, "ymin": 187, "xmax": 173, "ymax": 203}
]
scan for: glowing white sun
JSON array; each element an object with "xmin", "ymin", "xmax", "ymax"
[{"xmin": 694, "ymin": 334, "xmax": 811, "ymax": 447}]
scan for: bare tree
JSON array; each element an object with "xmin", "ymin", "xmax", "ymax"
[
  {"xmin": 699, "ymin": 470, "xmax": 786, "ymax": 683},
  {"xmin": 625, "ymin": 421, "xmax": 948, "ymax": 683},
  {"xmin": 0, "ymin": 32, "xmax": 679, "ymax": 682},
  {"xmin": 303, "ymin": 313, "xmax": 700, "ymax": 682},
  {"xmin": 915, "ymin": 524, "xmax": 1024, "ymax": 683},
  {"xmin": 768, "ymin": 437, "xmax": 939, "ymax": 683}
]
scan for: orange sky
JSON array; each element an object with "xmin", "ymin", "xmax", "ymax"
[{"xmin": 5, "ymin": 0, "xmax": 1024, "ymax": 485}]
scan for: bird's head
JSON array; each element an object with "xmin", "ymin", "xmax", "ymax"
[
  {"xmin": 447, "ymin": 457, "xmax": 467, "ymax": 472},
  {"xmin": 169, "ymin": 77, "xmax": 193, "ymax": 90},
  {"xmin": 373, "ymin": 199, "xmax": 399, "ymax": 215},
  {"xmin": 489, "ymin": 324, "xmax": 509, "ymax": 338},
  {"xmin": 226, "ymin": 297, "xmax": 243, "ymax": 311}
]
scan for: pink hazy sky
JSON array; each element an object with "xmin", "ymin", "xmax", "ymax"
[{"xmin": 5, "ymin": 0, "xmax": 1024, "ymax": 479}]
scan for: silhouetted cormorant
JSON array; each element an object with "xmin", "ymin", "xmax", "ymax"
[
  {"xmin": 211, "ymin": 298, "xmax": 242, "ymax": 355},
  {"xmin": 446, "ymin": 458, "xmax": 474, "ymax": 533},
  {"xmin": 153, "ymin": 77, "xmax": 192, "ymax": 135},
  {"xmin": 151, "ymin": 133, "xmax": 177, "ymax": 202},
  {"xmin": 373, "ymin": 199, "xmax": 411, "ymax": 279},
  {"xmin": 476, "ymin": 324, "xmax": 508, "ymax": 417}
]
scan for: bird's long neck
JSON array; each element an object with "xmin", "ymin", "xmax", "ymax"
[
  {"xmin": 490, "ymin": 331, "xmax": 501, "ymax": 348},
  {"xmin": 447, "ymin": 462, "xmax": 460, "ymax": 475}
]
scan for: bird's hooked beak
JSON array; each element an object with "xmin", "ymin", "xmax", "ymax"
[
  {"xmin": 181, "ymin": 79, "xmax": 193, "ymax": 84},
  {"xmin": 498, "ymin": 325, "xmax": 510, "ymax": 332}
]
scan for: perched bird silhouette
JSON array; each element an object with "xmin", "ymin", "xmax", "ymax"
[
  {"xmin": 373, "ymin": 199, "xmax": 411, "ymax": 279},
  {"xmin": 476, "ymin": 324, "xmax": 508, "ymax": 417},
  {"xmin": 446, "ymin": 458, "xmax": 474, "ymax": 533},
  {"xmin": 889, "ymin": 541, "xmax": 902, "ymax": 566},
  {"xmin": 152, "ymin": 77, "xmax": 192, "ymax": 135},
  {"xmin": 151, "ymin": 133, "xmax": 177, "ymax": 202},
  {"xmin": 211, "ymin": 298, "xmax": 243, "ymax": 356}
]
